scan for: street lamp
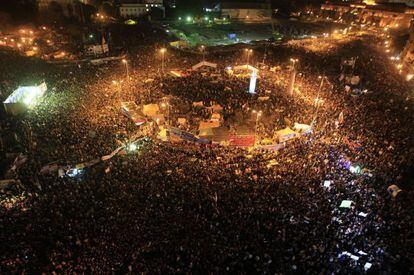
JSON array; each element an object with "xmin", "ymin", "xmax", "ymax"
[
  {"xmin": 288, "ymin": 58, "xmax": 299, "ymax": 96},
  {"xmin": 200, "ymin": 45, "xmax": 206, "ymax": 61},
  {"xmin": 122, "ymin": 59, "xmax": 129, "ymax": 81},
  {"xmin": 160, "ymin": 48, "xmax": 166, "ymax": 73},
  {"xmin": 252, "ymin": 110, "xmax": 262, "ymax": 138},
  {"xmin": 245, "ymin": 48, "xmax": 253, "ymax": 65},
  {"xmin": 311, "ymin": 75, "xmax": 327, "ymax": 125},
  {"xmin": 290, "ymin": 58, "xmax": 299, "ymax": 68}
]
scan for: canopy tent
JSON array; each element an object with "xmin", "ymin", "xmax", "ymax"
[
  {"xmin": 191, "ymin": 61, "xmax": 218, "ymax": 71},
  {"xmin": 293, "ymin": 123, "xmax": 312, "ymax": 134},
  {"xmin": 4, "ymin": 82, "xmax": 47, "ymax": 115},
  {"xmin": 275, "ymin": 127, "xmax": 297, "ymax": 143},
  {"xmin": 142, "ymin": 104, "xmax": 160, "ymax": 117},
  {"xmin": 206, "ymin": 104, "xmax": 223, "ymax": 112}
]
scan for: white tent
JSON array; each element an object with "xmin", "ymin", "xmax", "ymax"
[
  {"xmin": 192, "ymin": 61, "xmax": 217, "ymax": 71},
  {"xmin": 275, "ymin": 127, "xmax": 297, "ymax": 143},
  {"xmin": 293, "ymin": 123, "xmax": 312, "ymax": 134}
]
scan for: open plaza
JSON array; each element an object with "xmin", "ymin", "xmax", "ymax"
[{"xmin": 0, "ymin": 0, "xmax": 413, "ymax": 273}]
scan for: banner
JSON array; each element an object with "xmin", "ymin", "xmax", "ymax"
[{"xmin": 229, "ymin": 135, "xmax": 255, "ymax": 147}]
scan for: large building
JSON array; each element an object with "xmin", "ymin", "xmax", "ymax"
[
  {"xmin": 37, "ymin": 0, "xmax": 78, "ymax": 17},
  {"xmin": 214, "ymin": 1, "xmax": 272, "ymax": 21},
  {"xmin": 119, "ymin": 0, "xmax": 164, "ymax": 18},
  {"xmin": 37, "ymin": 0, "xmax": 96, "ymax": 18},
  {"xmin": 377, "ymin": 0, "xmax": 414, "ymax": 7},
  {"xmin": 321, "ymin": 1, "xmax": 414, "ymax": 29}
]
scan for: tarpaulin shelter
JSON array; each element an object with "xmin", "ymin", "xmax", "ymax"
[
  {"xmin": 3, "ymin": 82, "xmax": 47, "ymax": 115},
  {"xmin": 275, "ymin": 127, "xmax": 297, "ymax": 143},
  {"xmin": 192, "ymin": 61, "xmax": 217, "ymax": 71},
  {"xmin": 143, "ymin": 104, "xmax": 160, "ymax": 117},
  {"xmin": 234, "ymin": 64, "xmax": 258, "ymax": 72},
  {"xmin": 199, "ymin": 120, "xmax": 221, "ymax": 130},
  {"xmin": 177, "ymin": 117, "xmax": 187, "ymax": 125},
  {"xmin": 192, "ymin": 101, "xmax": 204, "ymax": 107},
  {"xmin": 206, "ymin": 104, "xmax": 223, "ymax": 112},
  {"xmin": 210, "ymin": 113, "xmax": 221, "ymax": 121}
]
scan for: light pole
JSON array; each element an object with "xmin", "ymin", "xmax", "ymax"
[
  {"xmin": 160, "ymin": 48, "xmax": 166, "ymax": 73},
  {"xmin": 312, "ymin": 75, "xmax": 326, "ymax": 125},
  {"xmin": 316, "ymin": 75, "xmax": 325, "ymax": 107},
  {"xmin": 122, "ymin": 59, "xmax": 129, "ymax": 81},
  {"xmin": 245, "ymin": 48, "xmax": 253, "ymax": 65},
  {"xmin": 252, "ymin": 110, "xmax": 262, "ymax": 139},
  {"xmin": 288, "ymin": 58, "xmax": 299, "ymax": 96},
  {"xmin": 161, "ymin": 102, "xmax": 170, "ymax": 125},
  {"xmin": 200, "ymin": 45, "xmax": 205, "ymax": 62}
]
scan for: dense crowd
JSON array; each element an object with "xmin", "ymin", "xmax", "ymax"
[{"xmin": 0, "ymin": 31, "xmax": 413, "ymax": 274}]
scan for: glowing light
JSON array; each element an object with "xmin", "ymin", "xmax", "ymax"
[
  {"xmin": 160, "ymin": 48, "xmax": 166, "ymax": 54},
  {"xmin": 349, "ymin": 165, "xmax": 361, "ymax": 174},
  {"xmin": 406, "ymin": 74, "xmax": 413, "ymax": 81},
  {"xmin": 186, "ymin": 16, "xmax": 192, "ymax": 22},
  {"xmin": 127, "ymin": 143, "xmax": 137, "ymax": 151},
  {"xmin": 122, "ymin": 59, "xmax": 127, "ymax": 64},
  {"xmin": 4, "ymin": 83, "xmax": 47, "ymax": 109}
]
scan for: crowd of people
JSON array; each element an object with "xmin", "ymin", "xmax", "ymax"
[{"xmin": 0, "ymin": 28, "xmax": 413, "ymax": 274}]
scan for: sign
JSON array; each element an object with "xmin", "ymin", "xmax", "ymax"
[
  {"xmin": 339, "ymin": 200, "xmax": 353, "ymax": 208},
  {"xmin": 249, "ymin": 69, "xmax": 257, "ymax": 94},
  {"xmin": 229, "ymin": 135, "xmax": 255, "ymax": 147}
]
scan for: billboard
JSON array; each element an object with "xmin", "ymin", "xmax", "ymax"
[{"xmin": 3, "ymin": 82, "xmax": 47, "ymax": 115}]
